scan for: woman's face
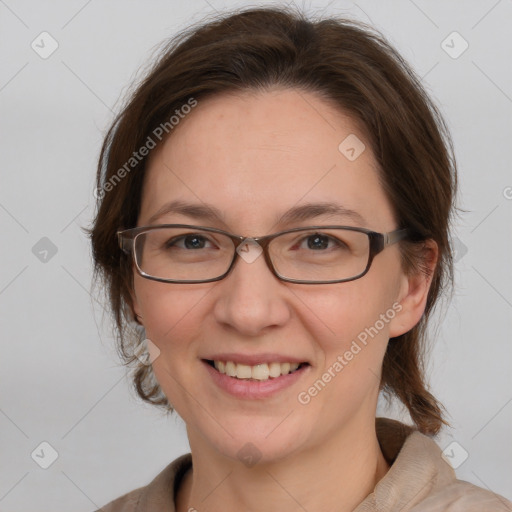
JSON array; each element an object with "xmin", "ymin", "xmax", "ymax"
[{"xmin": 132, "ymin": 88, "xmax": 415, "ymax": 463}]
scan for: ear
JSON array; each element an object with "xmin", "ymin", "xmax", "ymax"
[{"xmin": 388, "ymin": 239, "xmax": 438, "ymax": 338}]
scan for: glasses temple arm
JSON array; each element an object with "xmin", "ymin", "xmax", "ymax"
[{"xmin": 383, "ymin": 228, "xmax": 411, "ymax": 247}]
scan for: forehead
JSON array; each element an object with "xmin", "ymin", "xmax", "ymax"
[{"xmin": 139, "ymin": 88, "xmax": 396, "ymax": 232}]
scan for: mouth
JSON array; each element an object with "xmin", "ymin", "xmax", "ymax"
[{"xmin": 202, "ymin": 359, "xmax": 310, "ymax": 382}]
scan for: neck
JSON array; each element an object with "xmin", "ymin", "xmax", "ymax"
[{"xmin": 176, "ymin": 420, "xmax": 390, "ymax": 512}]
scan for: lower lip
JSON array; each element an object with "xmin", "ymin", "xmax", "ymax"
[{"xmin": 202, "ymin": 360, "xmax": 310, "ymax": 399}]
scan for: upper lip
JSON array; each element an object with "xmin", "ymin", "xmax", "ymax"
[{"xmin": 202, "ymin": 353, "xmax": 310, "ymax": 366}]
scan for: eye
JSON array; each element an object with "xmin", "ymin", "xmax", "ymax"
[
  {"xmin": 297, "ymin": 233, "xmax": 346, "ymax": 251},
  {"xmin": 165, "ymin": 234, "xmax": 215, "ymax": 250}
]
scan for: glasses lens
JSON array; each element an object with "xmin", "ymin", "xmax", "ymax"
[
  {"xmin": 269, "ymin": 228, "xmax": 370, "ymax": 282},
  {"xmin": 134, "ymin": 227, "xmax": 234, "ymax": 281}
]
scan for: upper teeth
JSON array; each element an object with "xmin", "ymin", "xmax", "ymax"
[{"xmin": 213, "ymin": 360, "xmax": 301, "ymax": 381}]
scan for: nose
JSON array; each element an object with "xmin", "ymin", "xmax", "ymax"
[{"xmin": 212, "ymin": 241, "xmax": 291, "ymax": 336}]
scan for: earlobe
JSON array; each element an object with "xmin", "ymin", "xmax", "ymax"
[{"xmin": 388, "ymin": 240, "xmax": 438, "ymax": 338}]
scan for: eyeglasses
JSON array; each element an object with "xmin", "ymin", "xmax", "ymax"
[{"xmin": 117, "ymin": 224, "xmax": 411, "ymax": 285}]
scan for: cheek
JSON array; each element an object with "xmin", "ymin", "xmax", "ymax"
[
  {"xmin": 292, "ymin": 274, "xmax": 401, "ymax": 401},
  {"xmin": 134, "ymin": 278, "xmax": 211, "ymax": 350},
  {"xmin": 294, "ymin": 279, "xmax": 397, "ymax": 347},
  {"xmin": 134, "ymin": 281, "xmax": 213, "ymax": 412},
  {"xmin": 290, "ymin": 284, "xmax": 396, "ymax": 437}
]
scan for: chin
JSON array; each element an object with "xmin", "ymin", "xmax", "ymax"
[{"xmin": 189, "ymin": 412, "xmax": 313, "ymax": 467}]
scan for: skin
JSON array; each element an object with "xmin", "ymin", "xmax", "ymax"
[{"xmin": 131, "ymin": 88, "xmax": 437, "ymax": 512}]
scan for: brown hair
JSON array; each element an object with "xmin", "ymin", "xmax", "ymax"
[{"xmin": 86, "ymin": 6, "xmax": 457, "ymax": 435}]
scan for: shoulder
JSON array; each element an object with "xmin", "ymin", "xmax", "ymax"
[
  {"xmin": 411, "ymin": 479, "xmax": 512, "ymax": 511},
  {"xmin": 94, "ymin": 453, "xmax": 192, "ymax": 512},
  {"xmin": 94, "ymin": 486, "xmax": 144, "ymax": 511},
  {"xmin": 371, "ymin": 418, "xmax": 512, "ymax": 511}
]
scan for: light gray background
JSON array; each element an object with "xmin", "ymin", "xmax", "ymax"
[{"xmin": 1, "ymin": 0, "xmax": 511, "ymax": 510}]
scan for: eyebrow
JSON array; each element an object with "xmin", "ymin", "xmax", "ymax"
[
  {"xmin": 277, "ymin": 202, "xmax": 366, "ymax": 226},
  {"xmin": 146, "ymin": 200, "xmax": 226, "ymax": 226},
  {"xmin": 146, "ymin": 199, "xmax": 366, "ymax": 228}
]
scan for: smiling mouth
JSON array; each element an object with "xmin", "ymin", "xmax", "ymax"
[{"xmin": 204, "ymin": 359, "xmax": 309, "ymax": 381}]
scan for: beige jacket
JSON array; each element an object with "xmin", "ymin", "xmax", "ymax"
[{"xmin": 96, "ymin": 418, "xmax": 511, "ymax": 511}]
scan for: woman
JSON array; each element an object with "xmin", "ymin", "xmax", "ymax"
[{"xmin": 88, "ymin": 6, "xmax": 511, "ymax": 511}]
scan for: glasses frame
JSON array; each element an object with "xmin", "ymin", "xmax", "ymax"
[{"xmin": 117, "ymin": 224, "xmax": 411, "ymax": 285}]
